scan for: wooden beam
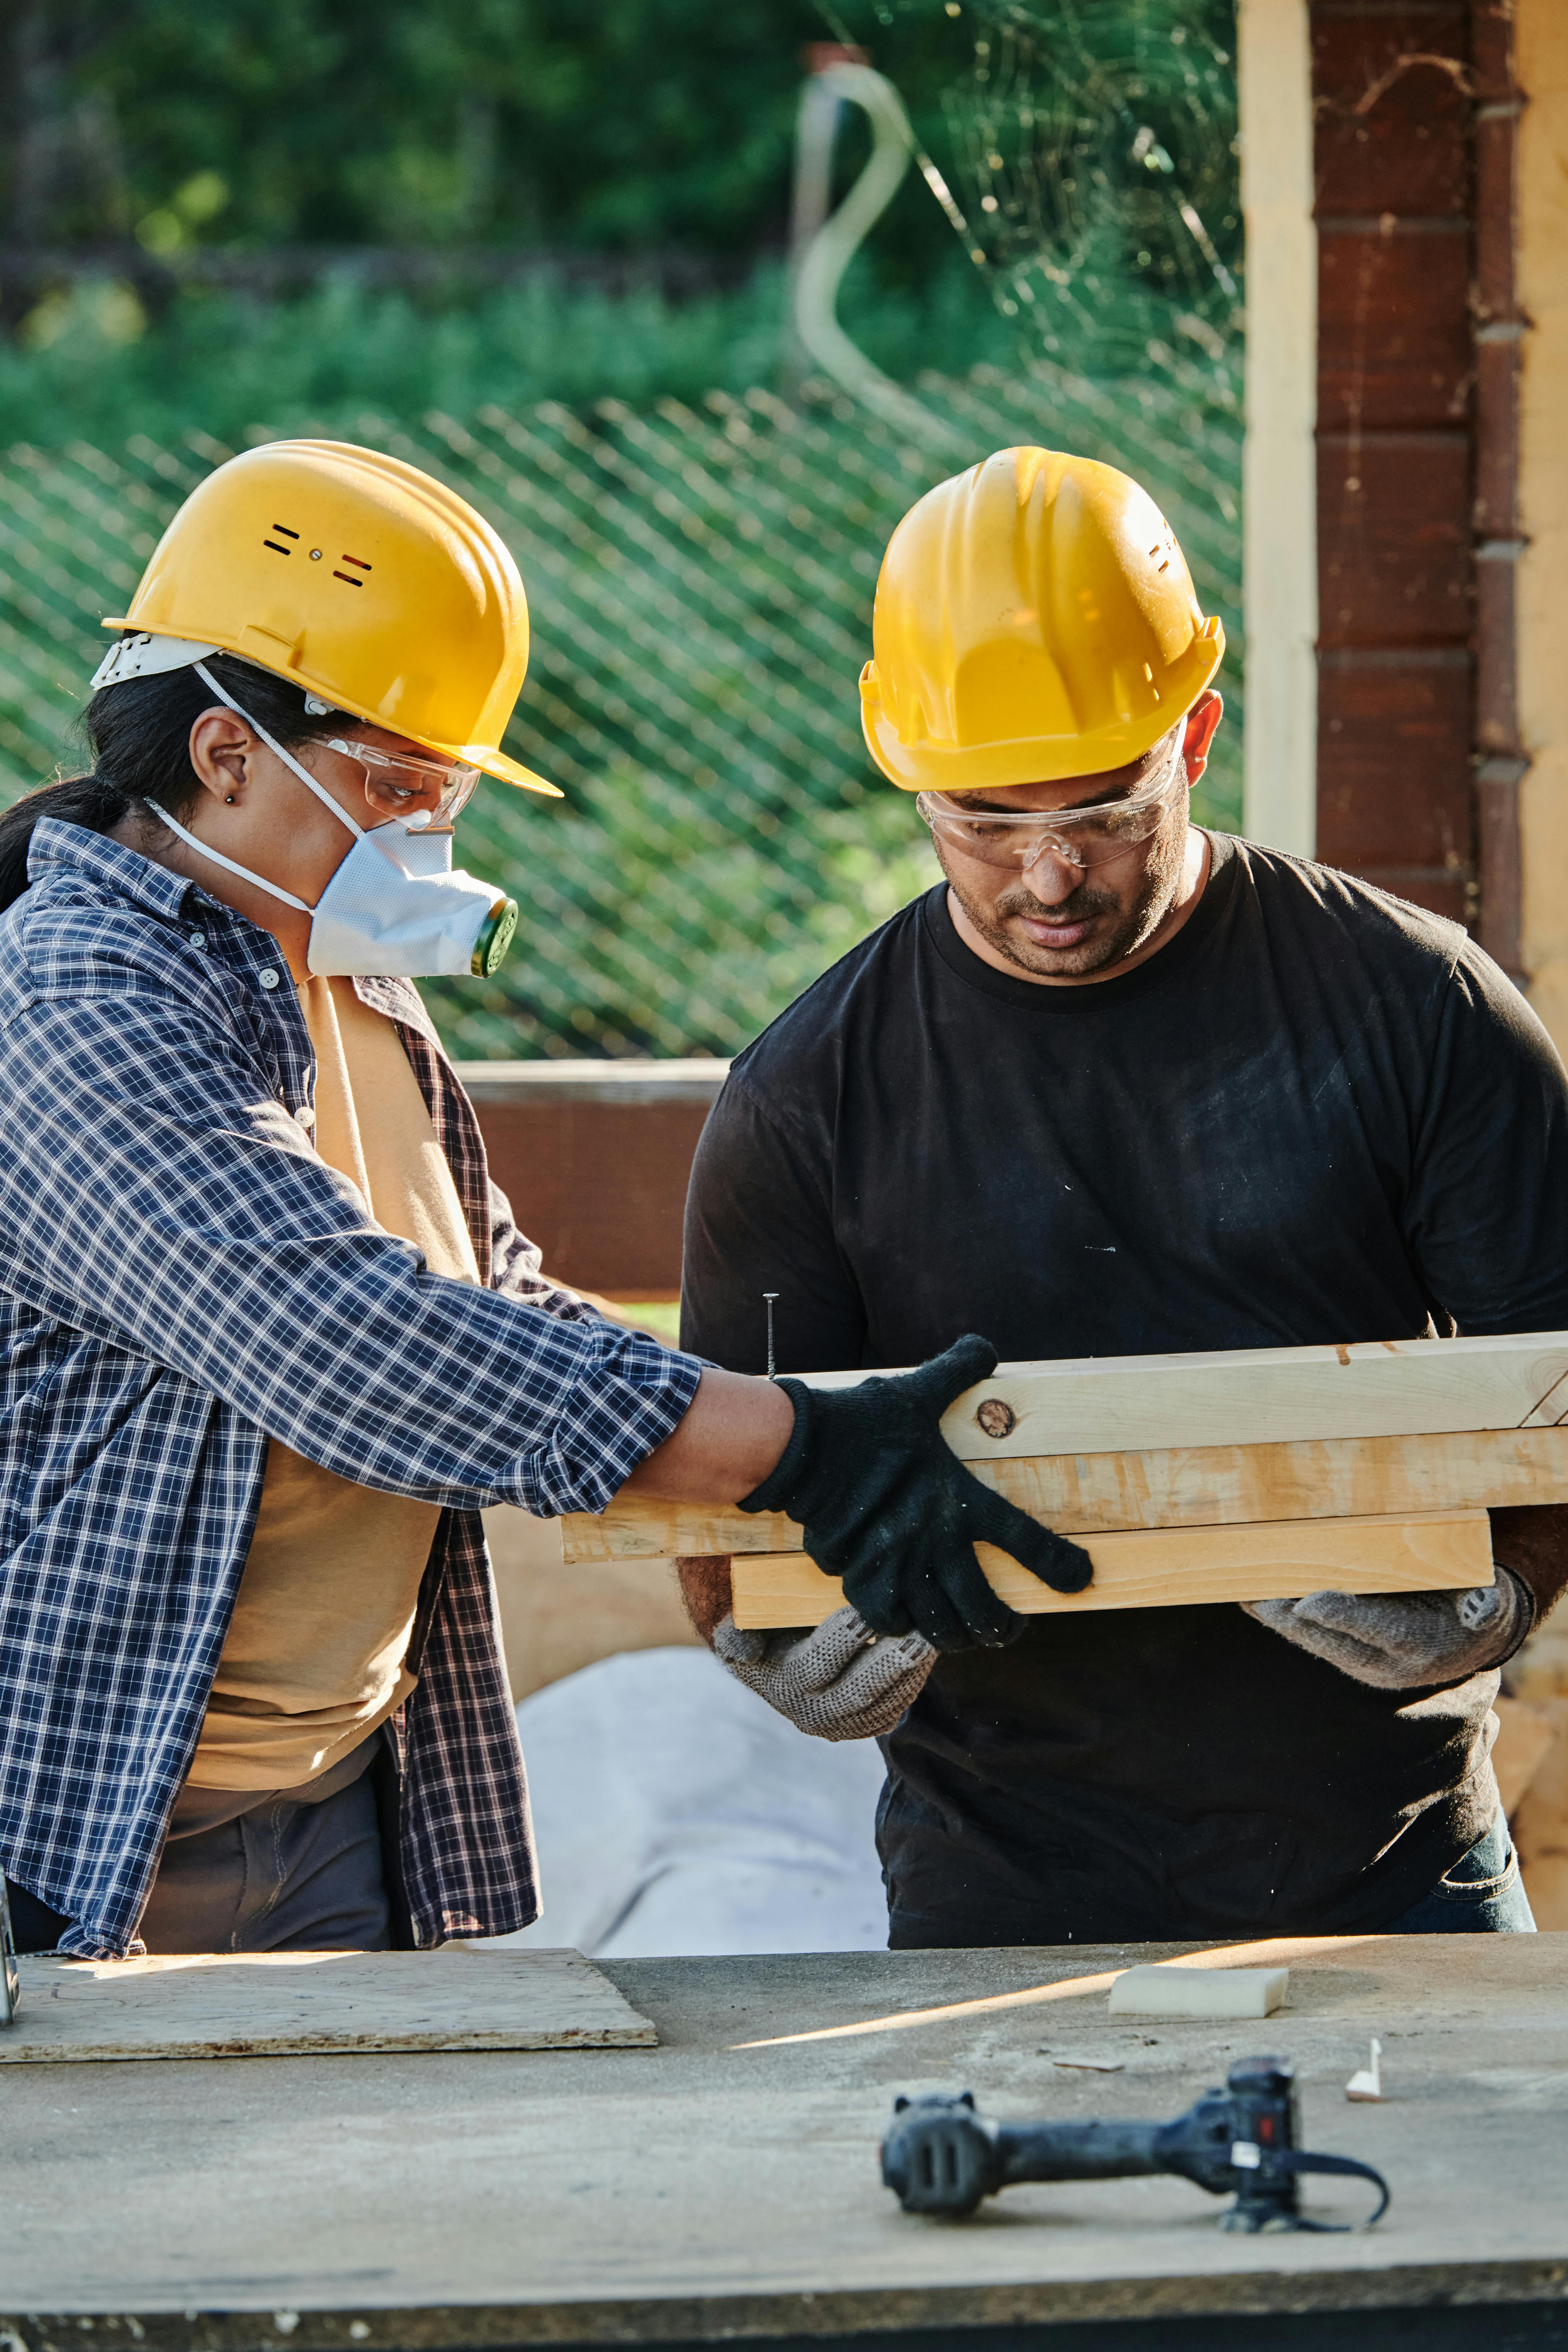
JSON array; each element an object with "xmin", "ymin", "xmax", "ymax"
[
  {"xmin": 908, "ymin": 1332, "xmax": 1568, "ymax": 1461},
  {"xmin": 560, "ymin": 1422, "xmax": 1568, "ymax": 1564},
  {"xmin": 728, "ymin": 1510, "xmax": 1494, "ymax": 1631}
]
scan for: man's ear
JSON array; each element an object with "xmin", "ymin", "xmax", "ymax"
[
  {"xmin": 1180, "ymin": 689, "xmax": 1224, "ymax": 787},
  {"xmin": 188, "ymin": 707, "xmax": 255, "ymax": 806}
]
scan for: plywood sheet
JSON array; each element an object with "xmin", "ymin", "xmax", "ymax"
[
  {"xmin": 729, "ymin": 1508, "xmax": 1493, "ymax": 1630},
  {"xmin": 563, "ymin": 1422, "xmax": 1568, "ymax": 1564},
  {"xmin": 7, "ymin": 1936, "xmax": 1568, "ymax": 2327},
  {"xmin": 0, "ymin": 1946, "xmax": 657, "ymax": 2064}
]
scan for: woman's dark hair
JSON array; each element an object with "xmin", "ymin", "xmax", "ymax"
[{"xmin": 0, "ymin": 651, "xmax": 345, "ymax": 915}]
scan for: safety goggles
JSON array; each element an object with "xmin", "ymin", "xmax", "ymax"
[
  {"xmin": 310, "ymin": 737, "xmax": 481, "ymax": 827},
  {"xmin": 917, "ymin": 740, "xmax": 1184, "ymax": 873}
]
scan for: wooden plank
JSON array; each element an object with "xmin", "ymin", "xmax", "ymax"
[
  {"xmin": 0, "ymin": 1947, "xmax": 657, "ymax": 2064},
  {"xmin": 562, "ymin": 1410, "xmax": 1568, "ymax": 1567},
  {"xmin": 813, "ymin": 1331, "xmax": 1568, "ymax": 1458},
  {"xmin": 729, "ymin": 1509, "xmax": 1494, "ymax": 1630}
]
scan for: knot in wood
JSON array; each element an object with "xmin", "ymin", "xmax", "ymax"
[{"xmin": 975, "ymin": 1398, "xmax": 1016, "ymax": 1439}]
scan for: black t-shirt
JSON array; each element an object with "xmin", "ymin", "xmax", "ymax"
[{"xmin": 680, "ymin": 837, "xmax": 1568, "ymax": 1943}]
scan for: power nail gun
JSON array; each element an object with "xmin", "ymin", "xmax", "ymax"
[{"xmin": 881, "ymin": 2055, "xmax": 1389, "ymax": 2232}]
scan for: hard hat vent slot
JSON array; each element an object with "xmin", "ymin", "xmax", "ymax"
[
  {"xmin": 333, "ymin": 555, "xmax": 372, "ymax": 587},
  {"xmin": 263, "ymin": 539, "xmax": 293, "ymax": 556}
]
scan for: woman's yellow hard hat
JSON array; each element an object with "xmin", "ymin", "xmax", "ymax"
[
  {"xmin": 859, "ymin": 446, "xmax": 1224, "ymax": 794},
  {"xmin": 102, "ymin": 438, "xmax": 561, "ymax": 796}
]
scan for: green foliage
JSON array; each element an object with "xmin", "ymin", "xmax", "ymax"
[
  {"xmin": 0, "ymin": 256, "xmax": 1012, "ymax": 452},
  {"xmin": 0, "ymin": 1, "xmax": 1246, "ymax": 1063},
  {"xmin": 19, "ymin": 0, "xmax": 971, "ymax": 271}
]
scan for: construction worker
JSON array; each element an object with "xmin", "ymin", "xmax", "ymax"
[
  {"xmin": 680, "ymin": 445, "xmax": 1568, "ymax": 1944},
  {"xmin": 0, "ymin": 439, "xmax": 1087, "ymax": 1961}
]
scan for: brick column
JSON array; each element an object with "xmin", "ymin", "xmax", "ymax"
[{"xmin": 1311, "ymin": 2, "xmax": 1476, "ymax": 924}]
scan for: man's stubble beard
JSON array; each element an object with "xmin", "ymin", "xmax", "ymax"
[{"xmin": 944, "ymin": 803, "xmax": 1191, "ymax": 980}]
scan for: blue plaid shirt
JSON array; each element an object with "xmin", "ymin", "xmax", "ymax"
[{"xmin": 0, "ymin": 819, "xmax": 702, "ymax": 1958}]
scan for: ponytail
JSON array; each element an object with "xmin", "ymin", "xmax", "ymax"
[
  {"xmin": 0, "ymin": 652, "xmax": 345, "ymax": 916},
  {"xmin": 0, "ymin": 774, "xmax": 133, "ymax": 913}
]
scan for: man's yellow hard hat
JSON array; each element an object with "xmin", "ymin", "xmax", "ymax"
[
  {"xmin": 859, "ymin": 446, "xmax": 1224, "ymax": 795},
  {"xmin": 103, "ymin": 438, "xmax": 561, "ymax": 796}
]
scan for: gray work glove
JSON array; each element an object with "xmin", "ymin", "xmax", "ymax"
[
  {"xmin": 712, "ymin": 1605, "xmax": 936, "ymax": 1740},
  {"xmin": 1243, "ymin": 1566, "xmax": 1534, "ymax": 1690}
]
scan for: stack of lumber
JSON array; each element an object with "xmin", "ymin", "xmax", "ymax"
[{"xmin": 561, "ymin": 1332, "xmax": 1568, "ymax": 1627}]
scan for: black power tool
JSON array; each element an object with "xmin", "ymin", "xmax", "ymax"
[{"xmin": 881, "ymin": 2055, "xmax": 1389, "ymax": 2233}]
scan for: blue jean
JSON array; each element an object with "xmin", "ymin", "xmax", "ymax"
[{"xmin": 1384, "ymin": 1814, "xmax": 1536, "ymax": 1933}]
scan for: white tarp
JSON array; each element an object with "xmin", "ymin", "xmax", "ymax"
[{"xmin": 494, "ymin": 1646, "xmax": 890, "ymax": 1956}]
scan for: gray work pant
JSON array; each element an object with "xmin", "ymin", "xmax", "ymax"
[{"xmin": 135, "ymin": 1735, "xmax": 392, "ymax": 1954}]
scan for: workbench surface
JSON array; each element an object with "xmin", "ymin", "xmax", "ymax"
[{"xmin": 5, "ymin": 1936, "xmax": 1566, "ymax": 2344}]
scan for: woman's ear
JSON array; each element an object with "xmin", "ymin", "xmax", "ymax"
[{"xmin": 188, "ymin": 707, "xmax": 255, "ymax": 807}]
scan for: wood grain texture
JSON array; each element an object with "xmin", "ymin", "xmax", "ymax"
[
  {"xmin": 563, "ymin": 1421, "xmax": 1568, "ymax": 1564},
  {"xmin": 922, "ymin": 1332, "xmax": 1568, "ymax": 1458},
  {"xmin": 728, "ymin": 1509, "xmax": 1495, "ymax": 1630},
  {"xmin": 0, "ymin": 1947, "xmax": 658, "ymax": 2064}
]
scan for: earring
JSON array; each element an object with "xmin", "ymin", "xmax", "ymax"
[{"xmin": 225, "ymin": 793, "xmax": 236, "ymax": 804}]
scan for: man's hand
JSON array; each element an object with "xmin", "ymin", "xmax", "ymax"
[
  {"xmin": 713, "ymin": 1606, "xmax": 936, "ymax": 1740},
  {"xmin": 677, "ymin": 1554, "xmax": 734, "ymax": 1645},
  {"xmin": 738, "ymin": 1334, "xmax": 1092, "ymax": 1651},
  {"xmin": 1244, "ymin": 1567, "xmax": 1534, "ymax": 1690}
]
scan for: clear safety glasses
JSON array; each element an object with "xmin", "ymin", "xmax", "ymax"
[
  {"xmin": 917, "ymin": 740, "xmax": 1184, "ymax": 873},
  {"xmin": 311, "ymin": 736, "xmax": 481, "ymax": 827}
]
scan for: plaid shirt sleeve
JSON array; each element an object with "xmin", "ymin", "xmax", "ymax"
[{"xmin": 0, "ymin": 983, "xmax": 699, "ymax": 1521}]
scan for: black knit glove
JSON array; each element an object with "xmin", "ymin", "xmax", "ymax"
[{"xmin": 739, "ymin": 1334, "xmax": 1093, "ymax": 1651}]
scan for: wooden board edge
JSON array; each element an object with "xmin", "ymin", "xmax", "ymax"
[
  {"xmin": 729, "ymin": 1509, "xmax": 1493, "ymax": 1631},
  {"xmin": 562, "ymin": 1424, "xmax": 1568, "ymax": 1563},
  {"xmin": 0, "ymin": 2024, "xmax": 660, "ymax": 2063}
]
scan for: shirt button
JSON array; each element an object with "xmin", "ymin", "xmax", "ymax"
[
  {"xmin": 259, "ymin": 968, "xmax": 281, "ymax": 990},
  {"xmin": 295, "ymin": 1104, "xmax": 315, "ymax": 1128},
  {"xmin": 188, "ymin": 930, "xmax": 206, "ymax": 949}
]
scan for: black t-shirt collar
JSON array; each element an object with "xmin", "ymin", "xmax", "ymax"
[{"xmin": 922, "ymin": 828, "xmax": 1239, "ymax": 1011}]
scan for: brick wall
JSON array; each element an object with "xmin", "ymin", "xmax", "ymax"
[{"xmin": 1311, "ymin": 0, "xmax": 1523, "ymax": 959}]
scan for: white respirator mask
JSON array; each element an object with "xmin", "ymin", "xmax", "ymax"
[{"xmin": 137, "ymin": 659, "xmax": 518, "ymax": 979}]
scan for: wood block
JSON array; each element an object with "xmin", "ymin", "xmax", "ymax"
[
  {"xmin": 728, "ymin": 1509, "xmax": 1493, "ymax": 1630},
  {"xmin": 0, "ymin": 1947, "xmax": 657, "ymax": 2064},
  {"xmin": 562, "ymin": 1410, "xmax": 1568, "ymax": 1569},
  {"xmin": 818, "ymin": 1332, "xmax": 1568, "ymax": 1459}
]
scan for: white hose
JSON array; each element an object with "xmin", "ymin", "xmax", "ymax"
[{"xmin": 792, "ymin": 63, "xmax": 973, "ymax": 457}]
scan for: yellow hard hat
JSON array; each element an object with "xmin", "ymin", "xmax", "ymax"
[
  {"xmin": 103, "ymin": 438, "xmax": 561, "ymax": 796},
  {"xmin": 859, "ymin": 446, "xmax": 1224, "ymax": 794}
]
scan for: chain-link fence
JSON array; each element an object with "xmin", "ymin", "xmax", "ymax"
[{"xmin": 0, "ymin": 360, "xmax": 1241, "ymax": 1059}]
